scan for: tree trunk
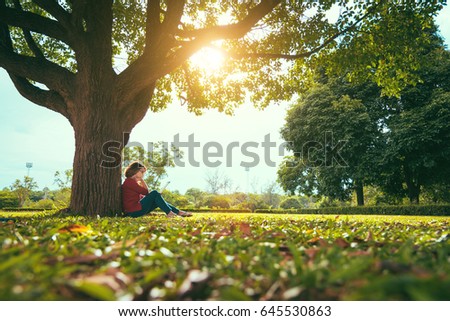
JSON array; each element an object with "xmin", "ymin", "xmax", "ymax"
[
  {"xmin": 404, "ymin": 165, "xmax": 420, "ymax": 204},
  {"xmin": 70, "ymin": 116, "xmax": 125, "ymax": 216},
  {"xmin": 407, "ymin": 184, "xmax": 420, "ymax": 204},
  {"xmin": 67, "ymin": 80, "xmax": 153, "ymax": 216},
  {"xmin": 355, "ymin": 181, "xmax": 365, "ymax": 206}
]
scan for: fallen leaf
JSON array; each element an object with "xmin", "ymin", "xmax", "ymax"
[
  {"xmin": 307, "ymin": 237, "xmax": 328, "ymax": 247},
  {"xmin": 334, "ymin": 238, "xmax": 350, "ymax": 248},
  {"xmin": 70, "ymin": 268, "xmax": 132, "ymax": 300},
  {"xmin": 110, "ymin": 237, "xmax": 139, "ymax": 250},
  {"xmin": 58, "ymin": 224, "xmax": 90, "ymax": 233},
  {"xmin": 307, "ymin": 237, "xmax": 321, "ymax": 244},
  {"xmin": 348, "ymin": 250, "xmax": 371, "ymax": 257},
  {"xmin": 213, "ymin": 228, "xmax": 232, "ymax": 239},
  {"xmin": 239, "ymin": 223, "xmax": 252, "ymax": 237},
  {"xmin": 304, "ymin": 248, "xmax": 320, "ymax": 260}
]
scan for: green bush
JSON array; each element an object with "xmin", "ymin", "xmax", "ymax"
[
  {"xmin": 203, "ymin": 195, "xmax": 232, "ymax": 209},
  {"xmin": 255, "ymin": 205, "xmax": 450, "ymax": 216},
  {"xmin": 29, "ymin": 199, "xmax": 56, "ymax": 210},
  {"xmin": 279, "ymin": 196, "xmax": 301, "ymax": 209},
  {"xmin": 0, "ymin": 191, "xmax": 19, "ymax": 208},
  {"xmin": 1, "ymin": 207, "xmax": 46, "ymax": 212},
  {"xmin": 181, "ymin": 208, "xmax": 252, "ymax": 213}
]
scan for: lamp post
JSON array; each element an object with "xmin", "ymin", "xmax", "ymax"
[
  {"xmin": 245, "ymin": 166, "xmax": 250, "ymax": 198},
  {"xmin": 26, "ymin": 162, "xmax": 33, "ymax": 177}
]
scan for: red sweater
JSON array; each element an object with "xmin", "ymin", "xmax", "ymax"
[{"xmin": 122, "ymin": 178, "xmax": 149, "ymax": 213}]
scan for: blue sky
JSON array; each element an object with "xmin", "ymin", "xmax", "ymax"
[{"xmin": 1, "ymin": 7, "xmax": 449, "ymax": 194}]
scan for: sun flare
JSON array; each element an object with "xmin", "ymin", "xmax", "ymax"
[{"xmin": 189, "ymin": 47, "xmax": 225, "ymax": 72}]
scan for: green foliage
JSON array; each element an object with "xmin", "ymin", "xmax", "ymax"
[
  {"xmin": 314, "ymin": 3, "xmax": 445, "ymax": 97},
  {"xmin": 27, "ymin": 199, "xmax": 56, "ymax": 210},
  {"xmin": 374, "ymin": 46, "xmax": 450, "ymax": 203},
  {"xmin": 280, "ymin": 29, "xmax": 450, "ymax": 205},
  {"xmin": 236, "ymin": 193, "xmax": 269, "ymax": 213},
  {"xmin": 2, "ymin": 1, "xmax": 446, "ymax": 215},
  {"xmin": 278, "ymin": 79, "xmax": 379, "ymax": 202},
  {"xmin": 203, "ymin": 195, "xmax": 232, "ymax": 209},
  {"xmin": 0, "ymin": 212, "xmax": 448, "ymax": 300},
  {"xmin": 279, "ymin": 196, "xmax": 301, "ymax": 209},
  {"xmin": 10, "ymin": 176, "xmax": 38, "ymax": 207},
  {"xmin": 255, "ymin": 205, "xmax": 450, "ymax": 216},
  {"xmin": 0, "ymin": 191, "xmax": 19, "ymax": 208},
  {"xmin": 3, "ymin": 1, "xmax": 445, "ymax": 113},
  {"xmin": 162, "ymin": 190, "xmax": 190, "ymax": 209},
  {"xmin": 185, "ymin": 188, "xmax": 208, "ymax": 208},
  {"xmin": 54, "ymin": 169, "xmax": 73, "ymax": 191}
]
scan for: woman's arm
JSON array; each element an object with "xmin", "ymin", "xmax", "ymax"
[
  {"xmin": 127, "ymin": 178, "xmax": 149, "ymax": 195},
  {"xmin": 137, "ymin": 178, "xmax": 149, "ymax": 191}
]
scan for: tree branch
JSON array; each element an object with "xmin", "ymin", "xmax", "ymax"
[
  {"xmin": 32, "ymin": 0, "xmax": 73, "ymax": 31},
  {"xmin": 226, "ymin": 0, "xmax": 382, "ymax": 60},
  {"xmin": 117, "ymin": 0, "xmax": 281, "ymax": 106},
  {"xmin": 71, "ymin": 0, "xmax": 88, "ymax": 32},
  {"xmin": 0, "ymin": 48, "xmax": 74, "ymax": 95},
  {"xmin": 0, "ymin": 1, "xmax": 69, "ymax": 118},
  {"xmin": 162, "ymin": 0, "xmax": 185, "ymax": 37},
  {"xmin": 145, "ymin": 0, "xmax": 161, "ymax": 48},
  {"xmin": 12, "ymin": 0, "xmax": 45, "ymax": 59},
  {"xmin": 175, "ymin": 0, "xmax": 281, "ymax": 40},
  {"xmin": 81, "ymin": 0, "xmax": 113, "ymax": 72},
  {"xmin": 8, "ymin": 73, "xmax": 69, "ymax": 118},
  {"xmin": 159, "ymin": 0, "xmax": 281, "ymax": 75},
  {"xmin": 0, "ymin": 5, "xmax": 71, "ymax": 45}
]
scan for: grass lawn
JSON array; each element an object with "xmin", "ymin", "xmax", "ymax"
[{"xmin": 0, "ymin": 211, "xmax": 449, "ymax": 300}]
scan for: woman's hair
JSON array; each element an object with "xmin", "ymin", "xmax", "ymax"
[{"xmin": 124, "ymin": 161, "xmax": 147, "ymax": 178}]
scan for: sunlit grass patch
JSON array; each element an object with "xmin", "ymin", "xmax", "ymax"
[{"xmin": 0, "ymin": 212, "xmax": 448, "ymax": 300}]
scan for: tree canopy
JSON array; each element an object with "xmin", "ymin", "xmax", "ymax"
[
  {"xmin": 278, "ymin": 30, "xmax": 450, "ymax": 205},
  {"xmin": 278, "ymin": 78, "xmax": 380, "ymax": 205}
]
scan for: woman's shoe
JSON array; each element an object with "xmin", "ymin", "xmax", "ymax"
[
  {"xmin": 178, "ymin": 211, "xmax": 193, "ymax": 217},
  {"xmin": 167, "ymin": 211, "xmax": 178, "ymax": 218}
]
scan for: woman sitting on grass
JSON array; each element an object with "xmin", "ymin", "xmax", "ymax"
[{"xmin": 122, "ymin": 161, "xmax": 192, "ymax": 218}]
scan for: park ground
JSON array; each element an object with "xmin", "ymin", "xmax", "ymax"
[{"xmin": 0, "ymin": 211, "xmax": 449, "ymax": 300}]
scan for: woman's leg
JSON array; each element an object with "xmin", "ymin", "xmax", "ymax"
[
  {"xmin": 127, "ymin": 209, "xmax": 147, "ymax": 218},
  {"xmin": 140, "ymin": 190, "xmax": 180, "ymax": 215}
]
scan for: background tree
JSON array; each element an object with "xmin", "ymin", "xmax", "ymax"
[
  {"xmin": 10, "ymin": 176, "xmax": 38, "ymax": 207},
  {"xmin": 185, "ymin": 187, "xmax": 207, "ymax": 208},
  {"xmin": 0, "ymin": 0, "xmax": 444, "ymax": 215},
  {"xmin": 261, "ymin": 181, "xmax": 282, "ymax": 208},
  {"xmin": 280, "ymin": 26, "xmax": 450, "ymax": 206},
  {"xmin": 279, "ymin": 196, "xmax": 301, "ymax": 210},
  {"xmin": 204, "ymin": 169, "xmax": 236, "ymax": 195},
  {"xmin": 376, "ymin": 45, "xmax": 450, "ymax": 203},
  {"xmin": 0, "ymin": 188, "xmax": 19, "ymax": 208},
  {"xmin": 279, "ymin": 80, "xmax": 380, "ymax": 205},
  {"xmin": 53, "ymin": 169, "xmax": 73, "ymax": 191}
]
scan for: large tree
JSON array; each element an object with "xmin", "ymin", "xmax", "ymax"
[
  {"xmin": 11, "ymin": 176, "xmax": 38, "ymax": 207},
  {"xmin": 376, "ymin": 45, "xmax": 450, "ymax": 204},
  {"xmin": 278, "ymin": 80, "xmax": 380, "ymax": 205},
  {"xmin": 0, "ymin": 0, "xmax": 444, "ymax": 215}
]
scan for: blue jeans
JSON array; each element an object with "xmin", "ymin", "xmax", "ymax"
[{"xmin": 127, "ymin": 190, "xmax": 179, "ymax": 218}]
